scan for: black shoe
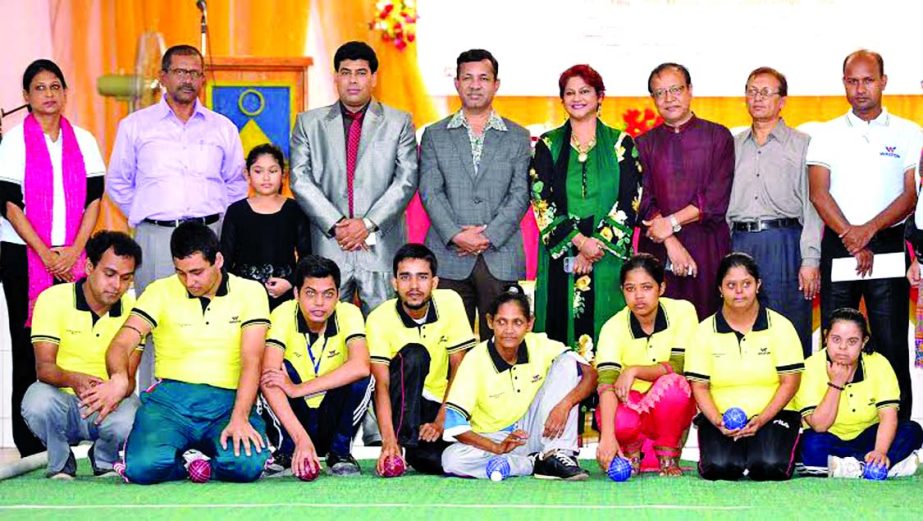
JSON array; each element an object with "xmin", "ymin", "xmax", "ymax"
[
  {"xmin": 47, "ymin": 450, "xmax": 77, "ymax": 480},
  {"xmin": 262, "ymin": 450, "xmax": 292, "ymax": 478},
  {"xmin": 87, "ymin": 445, "xmax": 115, "ymax": 477},
  {"xmin": 326, "ymin": 452, "xmax": 361, "ymax": 476},
  {"xmin": 533, "ymin": 450, "xmax": 589, "ymax": 481}
]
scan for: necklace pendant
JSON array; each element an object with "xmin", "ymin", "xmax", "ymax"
[{"xmin": 577, "ymin": 152, "xmax": 588, "ymax": 163}]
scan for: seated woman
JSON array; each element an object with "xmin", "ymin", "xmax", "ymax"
[
  {"xmin": 441, "ymin": 285, "xmax": 597, "ymax": 481},
  {"xmin": 595, "ymin": 254, "xmax": 698, "ymax": 476},
  {"xmin": 685, "ymin": 252, "xmax": 804, "ymax": 481},
  {"xmin": 796, "ymin": 307, "xmax": 923, "ymax": 478}
]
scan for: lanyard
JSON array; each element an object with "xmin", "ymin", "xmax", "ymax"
[{"xmin": 304, "ymin": 333, "xmax": 327, "ymax": 376}]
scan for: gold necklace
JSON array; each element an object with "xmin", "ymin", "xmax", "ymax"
[{"xmin": 570, "ymin": 134, "xmax": 596, "ymax": 163}]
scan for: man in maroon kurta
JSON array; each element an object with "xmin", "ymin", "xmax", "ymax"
[{"xmin": 637, "ymin": 63, "xmax": 735, "ymax": 319}]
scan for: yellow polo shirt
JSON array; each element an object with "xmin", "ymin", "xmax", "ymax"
[
  {"xmin": 596, "ymin": 297, "xmax": 698, "ymax": 391},
  {"xmin": 794, "ymin": 349, "xmax": 900, "ymax": 440},
  {"xmin": 132, "ymin": 273, "xmax": 270, "ymax": 390},
  {"xmin": 444, "ymin": 332, "xmax": 567, "ymax": 435},
  {"xmin": 367, "ymin": 289, "xmax": 476, "ymax": 401},
  {"xmin": 267, "ymin": 300, "xmax": 366, "ymax": 408},
  {"xmin": 685, "ymin": 306, "xmax": 804, "ymax": 415},
  {"xmin": 30, "ymin": 280, "xmax": 140, "ymax": 395}
]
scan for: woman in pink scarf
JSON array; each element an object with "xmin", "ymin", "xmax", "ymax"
[{"xmin": 0, "ymin": 59, "xmax": 106, "ymax": 457}]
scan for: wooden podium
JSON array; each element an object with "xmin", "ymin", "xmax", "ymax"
[{"xmin": 204, "ymin": 56, "xmax": 312, "ymax": 163}]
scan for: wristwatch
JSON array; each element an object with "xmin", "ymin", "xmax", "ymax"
[
  {"xmin": 669, "ymin": 214, "xmax": 682, "ymax": 233},
  {"xmin": 362, "ymin": 217, "xmax": 379, "ymax": 232}
]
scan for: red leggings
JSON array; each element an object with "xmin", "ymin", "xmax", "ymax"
[{"xmin": 597, "ymin": 373, "xmax": 696, "ymax": 458}]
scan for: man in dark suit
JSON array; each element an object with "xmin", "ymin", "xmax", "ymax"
[{"xmin": 419, "ymin": 49, "xmax": 531, "ymax": 340}]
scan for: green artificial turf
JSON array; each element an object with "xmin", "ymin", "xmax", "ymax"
[{"xmin": 0, "ymin": 460, "xmax": 921, "ymax": 520}]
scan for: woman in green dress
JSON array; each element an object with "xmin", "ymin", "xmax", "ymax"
[{"xmin": 530, "ymin": 64, "xmax": 643, "ymax": 360}]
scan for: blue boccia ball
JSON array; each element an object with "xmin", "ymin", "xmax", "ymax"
[
  {"xmin": 607, "ymin": 456, "xmax": 633, "ymax": 482},
  {"xmin": 863, "ymin": 463, "xmax": 888, "ymax": 481},
  {"xmin": 486, "ymin": 456, "xmax": 511, "ymax": 482},
  {"xmin": 722, "ymin": 407, "xmax": 749, "ymax": 430}
]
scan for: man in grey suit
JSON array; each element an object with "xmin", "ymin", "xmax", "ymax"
[
  {"xmin": 419, "ymin": 49, "xmax": 531, "ymax": 339},
  {"xmin": 290, "ymin": 41, "xmax": 419, "ymax": 316}
]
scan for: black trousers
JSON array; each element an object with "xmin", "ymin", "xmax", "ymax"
[
  {"xmin": 438, "ymin": 255, "xmax": 514, "ymax": 341},
  {"xmin": 384, "ymin": 343, "xmax": 449, "ymax": 474},
  {"xmin": 1, "ymin": 242, "xmax": 44, "ymax": 457},
  {"xmin": 695, "ymin": 410, "xmax": 801, "ymax": 481},
  {"xmin": 820, "ymin": 226, "xmax": 912, "ymax": 420}
]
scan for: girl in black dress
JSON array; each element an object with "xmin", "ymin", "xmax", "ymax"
[{"xmin": 221, "ymin": 143, "xmax": 311, "ymax": 310}]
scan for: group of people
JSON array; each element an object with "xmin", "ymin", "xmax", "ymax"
[{"xmin": 1, "ymin": 38, "xmax": 922, "ymax": 484}]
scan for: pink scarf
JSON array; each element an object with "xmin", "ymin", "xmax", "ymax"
[{"xmin": 23, "ymin": 114, "xmax": 87, "ymax": 326}]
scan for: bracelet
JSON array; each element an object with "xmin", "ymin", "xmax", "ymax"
[{"xmin": 827, "ymin": 381, "xmax": 845, "ymax": 391}]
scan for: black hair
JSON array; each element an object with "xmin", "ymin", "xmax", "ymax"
[
  {"xmin": 85, "ymin": 230, "xmax": 142, "ymax": 268},
  {"xmin": 334, "ymin": 41, "xmax": 378, "ymax": 73},
  {"xmin": 828, "ymin": 307, "xmax": 873, "ymax": 354},
  {"xmin": 487, "ymin": 283, "xmax": 532, "ymax": 319},
  {"xmin": 23, "ymin": 59, "xmax": 67, "ymax": 91},
  {"xmin": 747, "ymin": 66, "xmax": 789, "ymax": 97},
  {"xmin": 246, "ymin": 143, "xmax": 285, "ymax": 172},
  {"xmin": 716, "ymin": 252, "xmax": 761, "ymax": 287},
  {"xmin": 170, "ymin": 221, "xmax": 220, "ymax": 263},
  {"xmin": 294, "ymin": 255, "xmax": 341, "ymax": 290},
  {"xmin": 843, "ymin": 49, "xmax": 885, "ymax": 76},
  {"xmin": 647, "ymin": 62, "xmax": 692, "ymax": 94},
  {"xmin": 620, "ymin": 253, "xmax": 665, "ymax": 286},
  {"xmin": 456, "ymin": 49, "xmax": 499, "ymax": 78},
  {"xmin": 161, "ymin": 44, "xmax": 203, "ymax": 73},
  {"xmin": 392, "ymin": 243, "xmax": 438, "ymax": 277}
]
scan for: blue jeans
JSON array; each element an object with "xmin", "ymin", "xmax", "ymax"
[
  {"xmin": 21, "ymin": 381, "xmax": 139, "ymax": 475},
  {"xmin": 800, "ymin": 420, "xmax": 923, "ymax": 468}
]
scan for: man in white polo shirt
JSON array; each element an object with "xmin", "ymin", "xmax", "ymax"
[{"xmin": 807, "ymin": 49, "xmax": 921, "ymax": 419}]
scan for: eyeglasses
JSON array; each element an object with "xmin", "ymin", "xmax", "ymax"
[
  {"xmin": 746, "ymin": 87, "xmax": 781, "ymax": 99},
  {"xmin": 651, "ymin": 85, "xmax": 686, "ymax": 100},
  {"xmin": 167, "ymin": 68, "xmax": 204, "ymax": 80}
]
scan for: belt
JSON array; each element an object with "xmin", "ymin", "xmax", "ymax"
[
  {"xmin": 731, "ymin": 218, "xmax": 800, "ymax": 232},
  {"xmin": 143, "ymin": 214, "xmax": 220, "ymax": 227}
]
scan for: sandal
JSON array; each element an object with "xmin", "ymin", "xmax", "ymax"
[{"xmin": 658, "ymin": 455, "xmax": 682, "ymax": 477}]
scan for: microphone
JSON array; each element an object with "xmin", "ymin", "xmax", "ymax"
[{"xmin": 196, "ymin": 0, "xmax": 207, "ymax": 12}]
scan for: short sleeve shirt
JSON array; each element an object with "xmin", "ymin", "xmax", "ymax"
[
  {"xmin": 685, "ymin": 306, "xmax": 804, "ymax": 414},
  {"xmin": 367, "ymin": 289, "xmax": 476, "ymax": 401},
  {"xmin": 267, "ymin": 300, "xmax": 365, "ymax": 408},
  {"xmin": 132, "ymin": 273, "xmax": 270, "ymax": 389},
  {"xmin": 794, "ymin": 349, "xmax": 900, "ymax": 440},
  {"xmin": 30, "ymin": 280, "xmax": 139, "ymax": 395}
]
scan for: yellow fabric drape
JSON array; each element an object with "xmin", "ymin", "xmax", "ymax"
[{"xmin": 53, "ymin": 0, "xmax": 310, "ymax": 232}]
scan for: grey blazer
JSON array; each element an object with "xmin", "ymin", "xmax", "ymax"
[
  {"xmin": 289, "ymin": 100, "xmax": 419, "ymax": 272},
  {"xmin": 418, "ymin": 115, "xmax": 531, "ymax": 281}
]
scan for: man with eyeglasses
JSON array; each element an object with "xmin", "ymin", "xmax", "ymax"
[
  {"xmin": 807, "ymin": 49, "xmax": 921, "ymax": 419},
  {"xmin": 728, "ymin": 67, "xmax": 819, "ymax": 357},
  {"xmin": 106, "ymin": 44, "xmax": 246, "ymax": 388},
  {"xmin": 636, "ymin": 62, "xmax": 735, "ymax": 320}
]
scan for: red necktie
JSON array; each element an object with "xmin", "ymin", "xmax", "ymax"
[{"xmin": 345, "ymin": 110, "xmax": 364, "ymax": 218}]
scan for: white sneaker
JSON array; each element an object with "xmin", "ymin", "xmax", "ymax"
[
  {"xmin": 888, "ymin": 452, "xmax": 920, "ymax": 478},
  {"xmin": 827, "ymin": 456, "xmax": 863, "ymax": 478},
  {"xmin": 49, "ymin": 472, "xmax": 75, "ymax": 481}
]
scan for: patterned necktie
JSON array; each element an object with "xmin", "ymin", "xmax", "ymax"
[{"xmin": 345, "ymin": 110, "xmax": 364, "ymax": 218}]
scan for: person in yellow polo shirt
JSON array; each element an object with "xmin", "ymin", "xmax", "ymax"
[
  {"xmin": 368, "ymin": 244, "xmax": 476, "ymax": 476},
  {"xmin": 21, "ymin": 231, "xmax": 143, "ymax": 479},
  {"xmin": 259, "ymin": 255, "xmax": 371, "ymax": 478},
  {"xmin": 796, "ymin": 307, "xmax": 923, "ymax": 478},
  {"xmin": 81, "ymin": 222, "xmax": 271, "ymax": 484},
  {"xmin": 595, "ymin": 254, "xmax": 698, "ymax": 477},
  {"xmin": 685, "ymin": 252, "xmax": 804, "ymax": 481},
  {"xmin": 441, "ymin": 285, "xmax": 597, "ymax": 480}
]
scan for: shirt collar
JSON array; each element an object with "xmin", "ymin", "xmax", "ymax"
[
  {"xmin": 714, "ymin": 305, "xmax": 769, "ymax": 334},
  {"xmin": 74, "ymin": 278, "xmax": 123, "ymax": 318},
  {"xmin": 745, "ymin": 118, "xmax": 792, "ymax": 145},
  {"xmin": 629, "ymin": 305, "xmax": 669, "ymax": 339},
  {"xmin": 159, "ymin": 96, "xmax": 207, "ymax": 122},
  {"xmin": 824, "ymin": 349, "xmax": 867, "ymax": 383},
  {"xmin": 845, "ymin": 107, "xmax": 890, "ymax": 128},
  {"xmin": 663, "ymin": 112, "xmax": 698, "ymax": 134},
  {"xmin": 395, "ymin": 298, "xmax": 439, "ymax": 328},
  {"xmin": 447, "ymin": 109, "xmax": 508, "ymax": 132},
  {"xmin": 340, "ymin": 100, "xmax": 370, "ymax": 120},
  {"xmin": 297, "ymin": 304, "xmax": 340, "ymax": 337},
  {"xmin": 186, "ymin": 271, "xmax": 229, "ymax": 299},
  {"xmin": 487, "ymin": 337, "xmax": 529, "ymax": 373}
]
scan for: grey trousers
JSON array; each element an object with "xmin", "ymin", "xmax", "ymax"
[
  {"xmin": 441, "ymin": 352, "xmax": 581, "ymax": 479},
  {"xmin": 337, "ymin": 255, "xmax": 394, "ymax": 316},
  {"xmin": 134, "ymin": 220, "xmax": 222, "ymax": 389},
  {"xmin": 22, "ymin": 381, "xmax": 140, "ymax": 474}
]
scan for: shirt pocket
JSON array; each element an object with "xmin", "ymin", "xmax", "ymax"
[{"xmin": 191, "ymin": 139, "xmax": 225, "ymax": 178}]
